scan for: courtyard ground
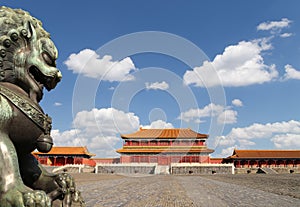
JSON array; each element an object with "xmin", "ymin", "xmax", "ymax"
[{"xmin": 66, "ymin": 173, "xmax": 300, "ymax": 207}]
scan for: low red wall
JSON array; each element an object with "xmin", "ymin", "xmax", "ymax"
[{"xmin": 93, "ymin": 158, "xmax": 120, "ymax": 164}]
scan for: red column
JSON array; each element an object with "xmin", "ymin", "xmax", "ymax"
[
  {"xmin": 265, "ymin": 159, "xmax": 269, "ymax": 167},
  {"xmin": 293, "ymin": 160, "xmax": 295, "ymax": 167}
]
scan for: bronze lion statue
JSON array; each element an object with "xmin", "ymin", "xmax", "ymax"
[{"xmin": 0, "ymin": 6, "xmax": 84, "ymax": 207}]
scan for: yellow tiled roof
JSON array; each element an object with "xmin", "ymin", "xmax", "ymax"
[
  {"xmin": 229, "ymin": 149, "xmax": 300, "ymax": 159},
  {"xmin": 33, "ymin": 146, "xmax": 95, "ymax": 157},
  {"xmin": 121, "ymin": 128, "xmax": 208, "ymax": 139}
]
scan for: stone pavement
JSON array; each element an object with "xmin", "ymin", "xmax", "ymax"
[{"xmin": 75, "ymin": 174, "xmax": 300, "ymax": 207}]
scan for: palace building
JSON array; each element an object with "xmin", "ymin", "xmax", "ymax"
[
  {"xmin": 223, "ymin": 149, "xmax": 300, "ymax": 168},
  {"xmin": 34, "ymin": 146, "xmax": 96, "ymax": 167},
  {"xmin": 116, "ymin": 128, "xmax": 214, "ymax": 165}
]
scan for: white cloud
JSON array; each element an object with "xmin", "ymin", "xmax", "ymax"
[
  {"xmin": 215, "ymin": 120, "xmax": 300, "ymax": 157},
  {"xmin": 51, "ymin": 108, "xmax": 140, "ymax": 157},
  {"xmin": 232, "ymin": 99, "xmax": 243, "ymax": 107},
  {"xmin": 142, "ymin": 120, "xmax": 174, "ymax": 129},
  {"xmin": 183, "ymin": 38, "xmax": 278, "ymax": 87},
  {"xmin": 178, "ymin": 103, "xmax": 238, "ymax": 125},
  {"xmin": 280, "ymin": 33, "xmax": 293, "ymax": 38},
  {"xmin": 54, "ymin": 102, "xmax": 62, "ymax": 106},
  {"xmin": 271, "ymin": 134, "xmax": 300, "ymax": 148},
  {"xmin": 217, "ymin": 110, "xmax": 237, "ymax": 124},
  {"xmin": 64, "ymin": 49, "xmax": 136, "ymax": 82},
  {"xmin": 73, "ymin": 108, "xmax": 140, "ymax": 136},
  {"xmin": 52, "ymin": 129, "xmax": 81, "ymax": 145},
  {"xmin": 179, "ymin": 103, "xmax": 223, "ymax": 123},
  {"xmin": 195, "ymin": 119, "xmax": 205, "ymax": 124},
  {"xmin": 238, "ymin": 139, "xmax": 256, "ymax": 148},
  {"xmin": 218, "ymin": 146, "xmax": 236, "ymax": 158},
  {"xmin": 215, "ymin": 136, "xmax": 235, "ymax": 147},
  {"xmin": 145, "ymin": 81, "xmax": 169, "ymax": 90},
  {"xmin": 282, "ymin": 64, "xmax": 300, "ymax": 80},
  {"xmin": 257, "ymin": 18, "xmax": 292, "ymax": 32}
]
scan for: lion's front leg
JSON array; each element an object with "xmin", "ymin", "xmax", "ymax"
[
  {"xmin": 0, "ymin": 132, "xmax": 51, "ymax": 207},
  {"xmin": 48, "ymin": 172, "xmax": 85, "ymax": 207},
  {"xmin": 1, "ymin": 188, "xmax": 51, "ymax": 207},
  {"xmin": 19, "ymin": 154, "xmax": 85, "ymax": 206}
]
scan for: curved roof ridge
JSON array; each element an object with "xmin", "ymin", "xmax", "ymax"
[
  {"xmin": 121, "ymin": 128, "xmax": 208, "ymax": 139},
  {"xmin": 33, "ymin": 146, "xmax": 96, "ymax": 157}
]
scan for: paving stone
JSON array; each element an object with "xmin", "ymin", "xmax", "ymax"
[{"xmin": 70, "ymin": 174, "xmax": 300, "ymax": 207}]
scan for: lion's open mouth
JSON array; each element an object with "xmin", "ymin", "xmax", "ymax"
[
  {"xmin": 29, "ymin": 66, "xmax": 59, "ymax": 91},
  {"xmin": 29, "ymin": 66, "xmax": 45, "ymax": 90}
]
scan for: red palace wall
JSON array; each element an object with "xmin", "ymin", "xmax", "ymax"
[
  {"xmin": 93, "ymin": 158, "xmax": 120, "ymax": 164},
  {"xmin": 37, "ymin": 156, "xmax": 96, "ymax": 167},
  {"xmin": 233, "ymin": 159, "xmax": 300, "ymax": 168},
  {"xmin": 120, "ymin": 155, "xmax": 211, "ymax": 165},
  {"xmin": 210, "ymin": 158, "xmax": 223, "ymax": 164},
  {"xmin": 120, "ymin": 156, "xmax": 131, "ymax": 163}
]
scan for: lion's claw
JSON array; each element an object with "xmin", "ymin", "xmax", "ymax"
[
  {"xmin": 0, "ymin": 188, "xmax": 51, "ymax": 207},
  {"xmin": 50, "ymin": 173, "xmax": 85, "ymax": 207},
  {"xmin": 23, "ymin": 190, "xmax": 51, "ymax": 207}
]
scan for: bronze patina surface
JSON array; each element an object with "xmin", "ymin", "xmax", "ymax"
[{"xmin": 0, "ymin": 6, "xmax": 84, "ymax": 207}]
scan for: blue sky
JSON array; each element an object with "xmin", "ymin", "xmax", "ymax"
[{"xmin": 3, "ymin": 0, "xmax": 300, "ymax": 157}]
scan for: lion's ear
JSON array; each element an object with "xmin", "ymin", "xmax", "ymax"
[{"xmin": 26, "ymin": 21, "xmax": 37, "ymax": 41}]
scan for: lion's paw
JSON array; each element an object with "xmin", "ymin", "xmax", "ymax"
[
  {"xmin": 23, "ymin": 190, "xmax": 51, "ymax": 207},
  {"xmin": 0, "ymin": 188, "xmax": 51, "ymax": 207}
]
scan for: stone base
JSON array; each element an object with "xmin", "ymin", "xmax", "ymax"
[{"xmin": 235, "ymin": 166, "xmax": 300, "ymax": 174}]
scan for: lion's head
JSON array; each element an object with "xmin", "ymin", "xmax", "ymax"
[{"xmin": 0, "ymin": 6, "xmax": 62, "ymax": 103}]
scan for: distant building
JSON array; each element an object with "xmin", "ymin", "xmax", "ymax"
[
  {"xmin": 223, "ymin": 149, "xmax": 300, "ymax": 168},
  {"xmin": 34, "ymin": 146, "xmax": 96, "ymax": 167},
  {"xmin": 209, "ymin": 157, "xmax": 223, "ymax": 164},
  {"xmin": 93, "ymin": 158, "xmax": 120, "ymax": 164},
  {"xmin": 117, "ymin": 128, "xmax": 214, "ymax": 165}
]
